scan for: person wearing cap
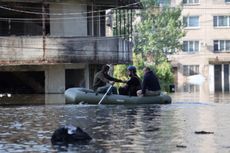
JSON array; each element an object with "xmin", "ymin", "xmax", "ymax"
[
  {"xmin": 137, "ymin": 67, "xmax": 161, "ymax": 97},
  {"xmin": 93, "ymin": 65, "xmax": 124, "ymax": 94},
  {"xmin": 119, "ymin": 65, "xmax": 142, "ymax": 96}
]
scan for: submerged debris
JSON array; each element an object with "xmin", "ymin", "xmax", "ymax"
[
  {"xmin": 51, "ymin": 125, "xmax": 92, "ymax": 145},
  {"xmin": 194, "ymin": 131, "xmax": 214, "ymax": 134},
  {"xmin": 176, "ymin": 145, "xmax": 187, "ymax": 148}
]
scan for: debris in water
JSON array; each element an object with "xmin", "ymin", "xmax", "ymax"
[
  {"xmin": 176, "ymin": 145, "xmax": 187, "ymax": 148},
  {"xmin": 195, "ymin": 131, "xmax": 214, "ymax": 134},
  {"xmin": 51, "ymin": 125, "xmax": 92, "ymax": 145}
]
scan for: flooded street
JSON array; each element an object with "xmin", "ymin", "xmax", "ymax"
[{"xmin": 0, "ymin": 93, "xmax": 230, "ymax": 152}]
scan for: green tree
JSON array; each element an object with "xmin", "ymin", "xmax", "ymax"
[
  {"xmin": 113, "ymin": 64, "xmax": 128, "ymax": 87},
  {"xmin": 134, "ymin": 1, "xmax": 184, "ymax": 90},
  {"xmin": 114, "ymin": 1, "xmax": 184, "ymax": 91},
  {"xmin": 135, "ymin": 2, "xmax": 184, "ymax": 65}
]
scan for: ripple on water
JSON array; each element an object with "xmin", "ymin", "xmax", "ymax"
[{"xmin": 0, "ymin": 97, "xmax": 229, "ymax": 152}]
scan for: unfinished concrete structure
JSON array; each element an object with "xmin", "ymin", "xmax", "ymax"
[
  {"xmin": 0, "ymin": 0, "xmax": 141, "ymax": 94},
  {"xmin": 169, "ymin": 0, "xmax": 230, "ymax": 96}
]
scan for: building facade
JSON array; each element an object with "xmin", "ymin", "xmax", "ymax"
[
  {"xmin": 169, "ymin": 0, "xmax": 230, "ymax": 95},
  {"xmin": 0, "ymin": 0, "xmax": 141, "ymax": 94}
]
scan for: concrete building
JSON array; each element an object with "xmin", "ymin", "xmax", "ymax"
[
  {"xmin": 168, "ymin": 0, "xmax": 230, "ymax": 95},
  {"xmin": 0, "ymin": 0, "xmax": 141, "ymax": 94}
]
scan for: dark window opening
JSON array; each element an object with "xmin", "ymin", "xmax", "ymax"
[
  {"xmin": 183, "ymin": 65, "xmax": 199, "ymax": 76},
  {"xmin": 214, "ymin": 65, "xmax": 222, "ymax": 92},
  {"xmin": 0, "ymin": 71, "xmax": 45, "ymax": 94},
  {"xmin": 224, "ymin": 64, "xmax": 229, "ymax": 92},
  {"xmin": 65, "ymin": 69, "xmax": 85, "ymax": 89},
  {"xmin": 183, "ymin": 83, "xmax": 200, "ymax": 92},
  {"xmin": 0, "ymin": 2, "xmax": 50, "ymax": 36}
]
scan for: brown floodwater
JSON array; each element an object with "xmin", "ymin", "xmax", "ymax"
[{"xmin": 0, "ymin": 92, "xmax": 230, "ymax": 153}]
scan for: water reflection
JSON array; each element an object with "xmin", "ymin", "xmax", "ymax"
[
  {"xmin": 1, "ymin": 91, "xmax": 230, "ymax": 106},
  {"xmin": 0, "ymin": 94, "xmax": 230, "ymax": 152},
  {"xmin": 0, "ymin": 94, "xmax": 65, "ymax": 105},
  {"xmin": 171, "ymin": 92, "xmax": 230, "ymax": 103}
]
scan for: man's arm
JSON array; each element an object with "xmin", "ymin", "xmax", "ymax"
[
  {"xmin": 105, "ymin": 74, "xmax": 123, "ymax": 82},
  {"xmin": 98, "ymin": 73, "xmax": 110, "ymax": 83}
]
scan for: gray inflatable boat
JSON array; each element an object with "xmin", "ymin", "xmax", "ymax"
[{"xmin": 65, "ymin": 88, "xmax": 172, "ymax": 105}]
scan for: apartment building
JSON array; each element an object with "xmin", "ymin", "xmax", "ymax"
[
  {"xmin": 169, "ymin": 0, "xmax": 230, "ymax": 95},
  {"xmin": 0, "ymin": 0, "xmax": 141, "ymax": 95}
]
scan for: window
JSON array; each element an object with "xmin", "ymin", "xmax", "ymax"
[
  {"xmin": 183, "ymin": 65, "xmax": 199, "ymax": 76},
  {"xmin": 0, "ymin": 2, "xmax": 50, "ymax": 36},
  {"xmin": 183, "ymin": 16, "xmax": 199, "ymax": 28},
  {"xmin": 183, "ymin": 83, "xmax": 200, "ymax": 92},
  {"xmin": 183, "ymin": 41, "xmax": 199, "ymax": 52},
  {"xmin": 213, "ymin": 16, "xmax": 230, "ymax": 27},
  {"xmin": 226, "ymin": 0, "xmax": 230, "ymax": 3},
  {"xmin": 183, "ymin": 0, "xmax": 199, "ymax": 4},
  {"xmin": 214, "ymin": 40, "xmax": 230, "ymax": 52},
  {"xmin": 87, "ymin": 7, "xmax": 106, "ymax": 36}
]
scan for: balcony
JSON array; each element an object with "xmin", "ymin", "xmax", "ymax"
[{"xmin": 0, "ymin": 36, "xmax": 132, "ymax": 65}]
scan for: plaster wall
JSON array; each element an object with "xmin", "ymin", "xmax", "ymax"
[{"xmin": 49, "ymin": 0, "xmax": 87, "ymax": 36}]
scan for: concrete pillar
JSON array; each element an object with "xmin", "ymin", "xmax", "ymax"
[
  {"xmin": 209, "ymin": 64, "xmax": 214, "ymax": 93},
  {"xmin": 222, "ymin": 64, "xmax": 224, "ymax": 93},
  {"xmin": 45, "ymin": 65, "xmax": 65, "ymax": 94},
  {"xmin": 84, "ymin": 64, "xmax": 90, "ymax": 89},
  {"xmin": 45, "ymin": 94, "xmax": 65, "ymax": 104}
]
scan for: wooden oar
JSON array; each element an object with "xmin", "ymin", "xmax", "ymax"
[{"xmin": 98, "ymin": 85, "xmax": 113, "ymax": 105}]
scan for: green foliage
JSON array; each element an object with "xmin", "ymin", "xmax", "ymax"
[
  {"xmin": 114, "ymin": 0, "xmax": 184, "ymax": 91},
  {"xmin": 132, "ymin": 52, "xmax": 145, "ymax": 78},
  {"xmin": 156, "ymin": 61, "xmax": 173, "ymax": 82},
  {"xmin": 135, "ymin": 4, "xmax": 184, "ymax": 65},
  {"xmin": 155, "ymin": 60, "xmax": 174, "ymax": 91},
  {"xmin": 113, "ymin": 64, "xmax": 128, "ymax": 87},
  {"xmin": 114, "ymin": 53, "xmax": 174, "ymax": 91},
  {"xmin": 113, "ymin": 52, "xmax": 145, "ymax": 86},
  {"xmin": 114, "ymin": 64, "xmax": 128, "ymax": 81},
  {"xmin": 133, "ymin": 1, "xmax": 184, "ymax": 90}
]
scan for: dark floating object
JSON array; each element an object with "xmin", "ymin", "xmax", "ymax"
[
  {"xmin": 51, "ymin": 125, "xmax": 92, "ymax": 145},
  {"xmin": 145, "ymin": 127, "xmax": 160, "ymax": 132},
  {"xmin": 195, "ymin": 131, "xmax": 214, "ymax": 134},
  {"xmin": 176, "ymin": 145, "xmax": 187, "ymax": 148}
]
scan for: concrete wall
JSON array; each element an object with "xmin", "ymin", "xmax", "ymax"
[
  {"xmin": 49, "ymin": 0, "xmax": 87, "ymax": 37},
  {"xmin": 0, "ymin": 36, "xmax": 131, "ymax": 64},
  {"xmin": 46, "ymin": 63, "xmax": 88, "ymax": 94},
  {"xmin": 0, "ymin": 63, "xmax": 89, "ymax": 94},
  {"xmin": 0, "ymin": 0, "xmax": 133, "ymax": 95}
]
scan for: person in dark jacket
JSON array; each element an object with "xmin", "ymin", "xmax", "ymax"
[
  {"xmin": 93, "ymin": 65, "xmax": 124, "ymax": 94},
  {"xmin": 119, "ymin": 66, "xmax": 141, "ymax": 96},
  {"xmin": 137, "ymin": 67, "xmax": 161, "ymax": 96}
]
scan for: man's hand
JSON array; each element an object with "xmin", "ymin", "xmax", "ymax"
[{"xmin": 109, "ymin": 81, "xmax": 115, "ymax": 85}]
